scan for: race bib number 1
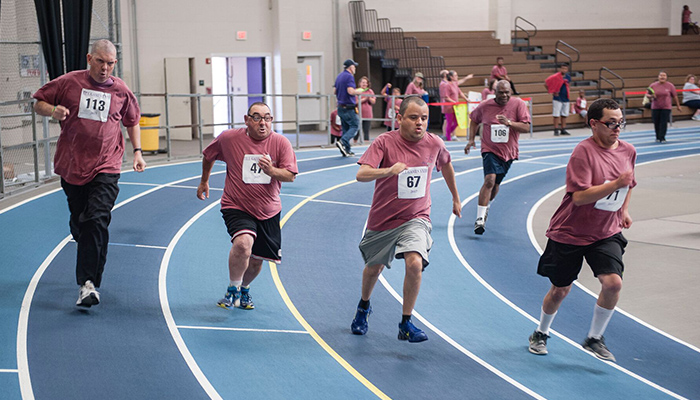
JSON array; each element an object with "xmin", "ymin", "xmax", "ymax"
[
  {"xmin": 594, "ymin": 181, "xmax": 629, "ymax": 212},
  {"xmin": 78, "ymin": 88, "xmax": 111, "ymax": 122},
  {"xmin": 398, "ymin": 166, "xmax": 428, "ymax": 199},
  {"xmin": 491, "ymin": 124, "xmax": 508, "ymax": 143},
  {"xmin": 242, "ymin": 154, "xmax": 272, "ymax": 184}
]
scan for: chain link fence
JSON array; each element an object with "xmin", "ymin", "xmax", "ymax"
[{"xmin": 0, "ymin": 0, "xmax": 119, "ymax": 198}]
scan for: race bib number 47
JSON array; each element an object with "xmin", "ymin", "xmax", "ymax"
[
  {"xmin": 594, "ymin": 181, "xmax": 629, "ymax": 212},
  {"xmin": 398, "ymin": 166, "xmax": 428, "ymax": 199},
  {"xmin": 78, "ymin": 88, "xmax": 111, "ymax": 122},
  {"xmin": 242, "ymin": 154, "xmax": 272, "ymax": 184}
]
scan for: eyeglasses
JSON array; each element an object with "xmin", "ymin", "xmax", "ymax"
[
  {"xmin": 595, "ymin": 120, "xmax": 626, "ymax": 130},
  {"xmin": 247, "ymin": 114, "xmax": 273, "ymax": 122}
]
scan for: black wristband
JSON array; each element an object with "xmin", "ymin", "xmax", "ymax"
[{"xmin": 133, "ymin": 148, "xmax": 142, "ymax": 153}]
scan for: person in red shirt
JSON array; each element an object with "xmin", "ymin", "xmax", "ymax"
[
  {"xmin": 350, "ymin": 96, "xmax": 461, "ymax": 343},
  {"xmin": 405, "ymin": 72, "xmax": 428, "ymax": 95},
  {"xmin": 528, "ymin": 99, "xmax": 636, "ymax": 362},
  {"xmin": 33, "ymin": 39, "xmax": 145, "ymax": 307},
  {"xmin": 682, "ymin": 5, "xmax": 692, "ymax": 34},
  {"xmin": 329, "ymin": 108, "xmax": 342, "ymax": 144},
  {"xmin": 464, "ymin": 80, "xmax": 530, "ymax": 235},
  {"xmin": 197, "ymin": 102, "xmax": 298, "ymax": 310}
]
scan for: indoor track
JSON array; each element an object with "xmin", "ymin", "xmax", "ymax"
[{"xmin": 1, "ymin": 129, "xmax": 699, "ymax": 400}]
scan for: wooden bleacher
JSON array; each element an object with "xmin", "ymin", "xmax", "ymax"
[{"xmin": 407, "ymin": 28, "xmax": 700, "ymax": 131}]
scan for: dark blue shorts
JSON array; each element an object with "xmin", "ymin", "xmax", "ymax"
[{"xmin": 482, "ymin": 152, "xmax": 514, "ymax": 185}]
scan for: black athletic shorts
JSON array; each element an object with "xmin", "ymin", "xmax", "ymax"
[
  {"xmin": 482, "ymin": 152, "xmax": 514, "ymax": 185},
  {"xmin": 221, "ymin": 208, "xmax": 282, "ymax": 263},
  {"xmin": 537, "ymin": 232, "xmax": 627, "ymax": 287}
]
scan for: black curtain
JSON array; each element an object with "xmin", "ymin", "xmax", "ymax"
[
  {"xmin": 63, "ymin": 0, "xmax": 92, "ymax": 73},
  {"xmin": 34, "ymin": 0, "xmax": 64, "ymax": 80},
  {"xmin": 34, "ymin": 0, "xmax": 93, "ymax": 80}
]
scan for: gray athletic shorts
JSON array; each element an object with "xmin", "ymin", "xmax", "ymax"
[{"xmin": 358, "ymin": 218, "xmax": 433, "ymax": 269}]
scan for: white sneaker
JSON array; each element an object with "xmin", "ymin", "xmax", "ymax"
[
  {"xmin": 76, "ymin": 280, "xmax": 100, "ymax": 307},
  {"xmin": 692, "ymin": 115, "xmax": 700, "ymax": 121},
  {"xmin": 474, "ymin": 217, "xmax": 485, "ymax": 235}
]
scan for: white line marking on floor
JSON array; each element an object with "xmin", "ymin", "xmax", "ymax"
[
  {"xmin": 0, "ymin": 369, "xmax": 18, "ymax": 373},
  {"xmin": 177, "ymin": 325, "xmax": 309, "ymax": 334}
]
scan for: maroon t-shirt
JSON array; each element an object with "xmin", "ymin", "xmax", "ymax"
[
  {"xmin": 470, "ymin": 97, "xmax": 530, "ymax": 162},
  {"xmin": 358, "ymin": 130, "xmax": 451, "ymax": 231},
  {"xmin": 650, "ymin": 81, "xmax": 677, "ymax": 110},
  {"xmin": 33, "ymin": 70, "xmax": 140, "ymax": 185},
  {"xmin": 202, "ymin": 128, "xmax": 298, "ymax": 220},
  {"xmin": 546, "ymin": 137, "xmax": 637, "ymax": 245}
]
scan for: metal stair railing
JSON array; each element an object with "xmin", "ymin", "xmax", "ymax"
[
  {"xmin": 513, "ymin": 16, "xmax": 538, "ymax": 56},
  {"xmin": 554, "ymin": 40, "xmax": 580, "ymax": 71},
  {"xmin": 348, "ymin": 0, "xmax": 445, "ymax": 96},
  {"xmin": 598, "ymin": 67, "xmax": 625, "ymax": 101}
]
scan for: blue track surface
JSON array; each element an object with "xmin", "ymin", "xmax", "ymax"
[{"xmin": 1, "ymin": 129, "xmax": 699, "ymax": 399}]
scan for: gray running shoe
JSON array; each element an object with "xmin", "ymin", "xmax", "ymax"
[
  {"xmin": 528, "ymin": 330, "xmax": 549, "ymax": 355},
  {"xmin": 582, "ymin": 336, "xmax": 616, "ymax": 362},
  {"xmin": 474, "ymin": 217, "xmax": 485, "ymax": 235}
]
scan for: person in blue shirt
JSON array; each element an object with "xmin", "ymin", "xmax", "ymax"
[
  {"xmin": 545, "ymin": 64, "xmax": 572, "ymax": 136},
  {"xmin": 333, "ymin": 59, "xmax": 361, "ymax": 157}
]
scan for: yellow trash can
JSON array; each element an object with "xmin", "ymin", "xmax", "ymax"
[{"xmin": 139, "ymin": 113, "xmax": 160, "ymax": 152}]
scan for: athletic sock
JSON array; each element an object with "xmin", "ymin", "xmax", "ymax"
[
  {"xmin": 537, "ymin": 308, "xmax": 557, "ymax": 335},
  {"xmin": 401, "ymin": 315, "xmax": 412, "ymax": 324},
  {"xmin": 588, "ymin": 304, "xmax": 615, "ymax": 339},
  {"xmin": 477, "ymin": 205, "xmax": 488, "ymax": 220},
  {"xmin": 229, "ymin": 280, "xmax": 242, "ymax": 290},
  {"xmin": 358, "ymin": 299, "xmax": 370, "ymax": 310}
]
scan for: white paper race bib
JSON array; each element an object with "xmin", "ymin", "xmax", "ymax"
[
  {"xmin": 78, "ymin": 88, "xmax": 111, "ymax": 122},
  {"xmin": 242, "ymin": 154, "xmax": 272, "ymax": 184},
  {"xmin": 397, "ymin": 167, "xmax": 428, "ymax": 199},
  {"xmin": 491, "ymin": 124, "xmax": 509, "ymax": 143},
  {"xmin": 388, "ymin": 107, "xmax": 396, "ymax": 119},
  {"xmin": 594, "ymin": 181, "xmax": 629, "ymax": 212},
  {"xmin": 335, "ymin": 114, "xmax": 341, "ymax": 125},
  {"xmin": 580, "ymin": 99, "xmax": 587, "ymax": 109}
]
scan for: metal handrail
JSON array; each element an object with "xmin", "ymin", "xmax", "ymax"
[
  {"xmin": 554, "ymin": 40, "xmax": 580, "ymax": 71},
  {"xmin": 597, "ymin": 67, "xmax": 625, "ymax": 100},
  {"xmin": 514, "ymin": 16, "xmax": 537, "ymax": 56}
]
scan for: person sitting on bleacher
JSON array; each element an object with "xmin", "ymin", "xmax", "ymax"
[
  {"xmin": 682, "ymin": 74, "xmax": 700, "ymax": 121},
  {"xmin": 573, "ymin": 89, "xmax": 588, "ymax": 119}
]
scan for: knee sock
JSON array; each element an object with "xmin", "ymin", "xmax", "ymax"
[
  {"xmin": 537, "ymin": 308, "xmax": 557, "ymax": 335},
  {"xmin": 588, "ymin": 304, "xmax": 614, "ymax": 339}
]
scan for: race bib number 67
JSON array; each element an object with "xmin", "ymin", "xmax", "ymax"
[
  {"xmin": 242, "ymin": 154, "xmax": 272, "ymax": 184},
  {"xmin": 398, "ymin": 166, "xmax": 428, "ymax": 199}
]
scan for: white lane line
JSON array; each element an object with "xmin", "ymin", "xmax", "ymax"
[
  {"xmin": 67, "ymin": 239, "xmax": 168, "ymax": 250},
  {"xmin": 377, "ymin": 273, "xmax": 546, "ymax": 400},
  {"xmin": 177, "ymin": 325, "xmax": 309, "ymax": 335},
  {"xmin": 448, "ymin": 156, "xmax": 694, "ymax": 399},
  {"xmin": 119, "ymin": 181, "xmax": 224, "ymax": 191},
  {"xmin": 281, "ymin": 193, "xmax": 371, "ymax": 208},
  {"xmin": 159, "ymin": 200, "xmax": 223, "ymax": 400},
  {"xmin": 0, "ymin": 369, "xmax": 18, "ymax": 373},
  {"xmin": 16, "ymin": 173, "xmax": 212, "ymax": 400},
  {"xmin": 526, "ymin": 153, "xmax": 700, "ymax": 356}
]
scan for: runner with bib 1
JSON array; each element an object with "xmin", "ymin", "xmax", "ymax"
[
  {"xmin": 242, "ymin": 154, "xmax": 272, "ymax": 184},
  {"xmin": 398, "ymin": 166, "xmax": 428, "ymax": 199},
  {"xmin": 594, "ymin": 180, "xmax": 629, "ymax": 212}
]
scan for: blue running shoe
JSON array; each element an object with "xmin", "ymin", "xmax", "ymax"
[
  {"xmin": 351, "ymin": 306, "xmax": 372, "ymax": 335},
  {"xmin": 217, "ymin": 286, "xmax": 240, "ymax": 309},
  {"xmin": 239, "ymin": 286, "xmax": 255, "ymax": 310},
  {"xmin": 398, "ymin": 319, "xmax": 428, "ymax": 343}
]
